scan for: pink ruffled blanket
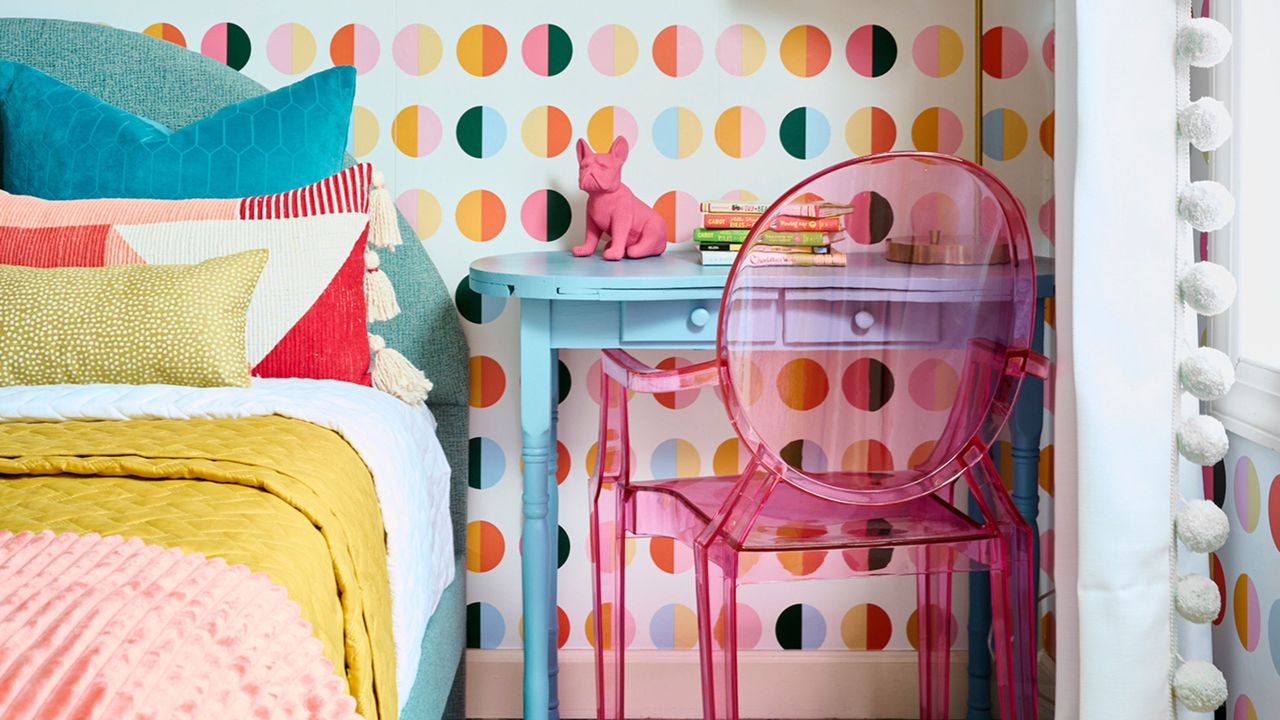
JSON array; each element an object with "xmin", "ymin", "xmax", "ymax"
[{"xmin": 0, "ymin": 530, "xmax": 361, "ymax": 720}]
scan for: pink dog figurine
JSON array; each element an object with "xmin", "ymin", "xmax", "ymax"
[{"xmin": 573, "ymin": 137, "xmax": 667, "ymax": 260}]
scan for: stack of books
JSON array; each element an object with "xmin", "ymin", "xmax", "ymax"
[{"xmin": 695, "ymin": 200, "xmax": 853, "ymax": 266}]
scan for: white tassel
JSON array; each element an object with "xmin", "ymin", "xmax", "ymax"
[
  {"xmin": 363, "ymin": 250, "xmax": 401, "ymax": 322},
  {"xmin": 369, "ymin": 169, "xmax": 402, "ymax": 250},
  {"xmin": 369, "ymin": 334, "xmax": 432, "ymax": 404}
]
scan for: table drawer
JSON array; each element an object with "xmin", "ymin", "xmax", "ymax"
[
  {"xmin": 621, "ymin": 300, "xmax": 722, "ymax": 344},
  {"xmin": 783, "ymin": 298, "xmax": 943, "ymax": 346}
]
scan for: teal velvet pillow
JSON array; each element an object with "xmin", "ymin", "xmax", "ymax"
[{"xmin": 0, "ymin": 61, "xmax": 355, "ymax": 199}]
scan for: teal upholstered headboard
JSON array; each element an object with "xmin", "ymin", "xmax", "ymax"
[{"xmin": 0, "ymin": 17, "xmax": 470, "ymax": 556}]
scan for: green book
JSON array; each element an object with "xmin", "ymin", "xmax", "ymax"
[
  {"xmin": 756, "ymin": 231, "xmax": 830, "ymax": 247},
  {"xmin": 694, "ymin": 228, "xmax": 749, "ymax": 243}
]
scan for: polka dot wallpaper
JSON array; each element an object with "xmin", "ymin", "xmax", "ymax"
[
  {"xmin": 1211, "ymin": 434, "xmax": 1280, "ymax": 719},
  {"xmin": 25, "ymin": 0, "xmax": 1055, "ymax": 657}
]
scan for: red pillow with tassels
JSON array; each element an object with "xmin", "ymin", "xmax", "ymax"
[{"xmin": 0, "ymin": 164, "xmax": 431, "ymax": 403}]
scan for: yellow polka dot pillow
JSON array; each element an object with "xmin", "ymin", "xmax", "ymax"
[
  {"xmin": 0, "ymin": 250, "xmax": 266, "ymax": 388},
  {"xmin": 0, "ymin": 164, "xmax": 430, "ymax": 403}
]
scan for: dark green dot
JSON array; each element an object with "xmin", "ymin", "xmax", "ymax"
[
  {"xmin": 869, "ymin": 25, "xmax": 897, "ymax": 77},
  {"xmin": 223, "ymin": 23, "xmax": 252, "ymax": 71},
  {"xmin": 865, "ymin": 192, "xmax": 894, "ymax": 244},
  {"xmin": 466, "ymin": 602, "xmax": 483, "ymax": 648},
  {"xmin": 775, "ymin": 604, "xmax": 805, "ymax": 650},
  {"xmin": 557, "ymin": 525, "xmax": 570, "ymax": 568},
  {"xmin": 544, "ymin": 190, "xmax": 572, "ymax": 242},
  {"xmin": 457, "ymin": 106, "xmax": 485, "ymax": 159},
  {"xmin": 779, "ymin": 108, "xmax": 808, "ymax": 159},
  {"xmin": 557, "ymin": 359, "xmax": 572, "ymax": 404},
  {"xmin": 545, "ymin": 25, "xmax": 573, "ymax": 76}
]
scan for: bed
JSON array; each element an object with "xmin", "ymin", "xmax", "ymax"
[{"xmin": 0, "ymin": 17, "xmax": 469, "ymax": 720}]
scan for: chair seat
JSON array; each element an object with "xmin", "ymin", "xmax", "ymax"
[{"xmin": 633, "ymin": 474, "xmax": 993, "ymax": 552}]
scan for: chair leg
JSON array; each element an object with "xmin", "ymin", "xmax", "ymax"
[
  {"xmin": 695, "ymin": 541, "xmax": 739, "ymax": 720},
  {"xmin": 589, "ymin": 486, "xmax": 627, "ymax": 720},
  {"xmin": 989, "ymin": 525, "xmax": 1038, "ymax": 720},
  {"xmin": 915, "ymin": 556, "xmax": 953, "ymax": 720}
]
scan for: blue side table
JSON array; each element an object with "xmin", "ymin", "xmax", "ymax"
[{"xmin": 469, "ymin": 250, "xmax": 1054, "ymax": 720}]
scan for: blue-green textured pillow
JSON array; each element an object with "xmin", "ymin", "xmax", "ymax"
[{"xmin": 0, "ymin": 61, "xmax": 355, "ymax": 199}]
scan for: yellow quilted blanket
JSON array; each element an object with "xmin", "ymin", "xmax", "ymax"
[{"xmin": 0, "ymin": 415, "xmax": 396, "ymax": 720}]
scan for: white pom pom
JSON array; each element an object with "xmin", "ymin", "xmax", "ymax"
[
  {"xmin": 1179, "ymin": 347, "xmax": 1235, "ymax": 401},
  {"xmin": 364, "ymin": 250, "xmax": 381, "ymax": 270},
  {"xmin": 1173, "ymin": 660, "xmax": 1227, "ymax": 712},
  {"xmin": 1176, "ymin": 499, "xmax": 1230, "ymax": 552},
  {"xmin": 368, "ymin": 333, "xmax": 387, "ymax": 353},
  {"xmin": 1176, "ymin": 18, "xmax": 1232, "ymax": 68},
  {"xmin": 1177, "ymin": 181, "xmax": 1235, "ymax": 232},
  {"xmin": 1177, "ymin": 97, "xmax": 1233, "ymax": 152},
  {"xmin": 1179, "ymin": 261, "xmax": 1238, "ymax": 316},
  {"xmin": 1175, "ymin": 574, "xmax": 1221, "ymax": 624},
  {"xmin": 1178, "ymin": 415, "xmax": 1229, "ymax": 466}
]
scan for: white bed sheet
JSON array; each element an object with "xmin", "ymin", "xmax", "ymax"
[{"xmin": 0, "ymin": 378, "xmax": 454, "ymax": 708}]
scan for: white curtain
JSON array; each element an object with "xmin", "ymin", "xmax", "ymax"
[{"xmin": 1054, "ymin": 1, "xmax": 1212, "ymax": 717}]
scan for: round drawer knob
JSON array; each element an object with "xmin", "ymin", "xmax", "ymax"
[
  {"xmin": 853, "ymin": 310, "xmax": 876, "ymax": 332},
  {"xmin": 689, "ymin": 307, "xmax": 711, "ymax": 328}
]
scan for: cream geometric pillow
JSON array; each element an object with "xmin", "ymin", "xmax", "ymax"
[{"xmin": 0, "ymin": 250, "xmax": 266, "ymax": 388}]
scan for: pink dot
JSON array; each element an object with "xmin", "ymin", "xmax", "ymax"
[
  {"xmin": 979, "ymin": 196, "xmax": 1006, "ymax": 241},
  {"xmin": 1042, "ymin": 29, "xmax": 1055, "ymax": 72},
  {"xmin": 653, "ymin": 357, "xmax": 700, "ymax": 409},
  {"xmin": 654, "ymin": 190, "xmax": 700, "ymax": 244},
  {"xmin": 1040, "ymin": 528, "xmax": 1054, "ymax": 578},
  {"xmin": 910, "ymin": 192, "xmax": 961, "ymax": 235},
  {"xmin": 715, "ymin": 24, "xmax": 764, "ymax": 77},
  {"xmin": 332, "ymin": 24, "xmax": 381, "ymax": 76},
  {"xmin": 588, "ymin": 24, "xmax": 636, "ymax": 76},
  {"xmin": 982, "ymin": 26, "xmax": 1028, "ymax": 79},
  {"xmin": 653, "ymin": 25, "xmax": 703, "ymax": 78},
  {"xmin": 726, "ymin": 603, "xmax": 762, "ymax": 650},
  {"xmin": 1039, "ymin": 196, "xmax": 1055, "ymax": 243},
  {"xmin": 719, "ymin": 189, "xmax": 757, "ymax": 202}
]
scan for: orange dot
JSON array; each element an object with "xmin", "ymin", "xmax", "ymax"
[
  {"xmin": 778, "ymin": 550, "xmax": 827, "ymax": 576},
  {"xmin": 713, "ymin": 438, "xmax": 746, "ymax": 475},
  {"xmin": 1039, "ymin": 112, "xmax": 1054, "ymax": 159},
  {"xmin": 908, "ymin": 441, "xmax": 936, "ymax": 470},
  {"xmin": 1039, "ymin": 445, "xmax": 1055, "ymax": 495},
  {"xmin": 456, "ymin": 190, "xmax": 506, "ymax": 242},
  {"xmin": 841, "ymin": 439, "xmax": 894, "ymax": 472},
  {"xmin": 906, "ymin": 604, "xmax": 955, "ymax": 650},
  {"xmin": 467, "ymin": 520, "xmax": 505, "ymax": 572},
  {"xmin": 457, "ymin": 24, "xmax": 507, "ymax": 76},
  {"xmin": 469, "ymin": 355, "xmax": 506, "ymax": 408},
  {"xmin": 585, "ymin": 602, "xmax": 632, "ymax": 649},
  {"xmin": 649, "ymin": 536, "xmax": 693, "ymax": 574},
  {"xmin": 775, "ymin": 358, "xmax": 829, "ymax": 410},
  {"xmin": 143, "ymin": 22, "xmax": 186, "ymax": 47}
]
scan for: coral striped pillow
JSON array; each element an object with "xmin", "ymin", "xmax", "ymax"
[{"xmin": 0, "ymin": 164, "xmax": 430, "ymax": 402}]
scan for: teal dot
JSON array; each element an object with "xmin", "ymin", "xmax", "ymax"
[
  {"xmin": 455, "ymin": 276, "xmax": 506, "ymax": 324},
  {"xmin": 457, "ymin": 106, "xmax": 507, "ymax": 158},
  {"xmin": 775, "ymin": 603, "xmax": 826, "ymax": 649},
  {"xmin": 468, "ymin": 436, "xmax": 505, "ymax": 489},
  {"xmin": 780, "ymin": 107, "xmax": 830, "ymax": 159},
  {"xmin": 467, "ymin": 601, "xmax": 505, "ymax": 648}
]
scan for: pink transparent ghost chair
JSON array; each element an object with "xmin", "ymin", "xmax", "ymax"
[{"xmin": 587, "ymin": 152, "xmax": 1047, "ymax": 720}]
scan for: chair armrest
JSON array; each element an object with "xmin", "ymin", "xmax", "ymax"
[
  {"xmin": 1006, "ymin": 349, "xmax": 1051, "ymax": 380},
  {"xmin": 600, "ymin": 349, "xmax": 721, "ymax": 394}
]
